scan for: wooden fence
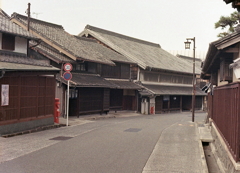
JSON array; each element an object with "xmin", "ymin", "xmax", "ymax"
[
  {"xmin": 0, "ymin": 72, "xmax": 55, "ymax": 125},
  {"xmin": 209, "ymin": 82, "xmax": 240, "ymax": 162}
]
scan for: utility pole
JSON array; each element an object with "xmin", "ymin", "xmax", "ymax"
[{"xmin": 27, "ymin": 3, "xmax": 31, "ymax": 31}]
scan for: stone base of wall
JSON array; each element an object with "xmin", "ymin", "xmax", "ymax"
[
  {"xmin": 0, "ymin": 117, "xmax": 54, "ymax": 136},
  {"xmin": 210, "ymin": 123, "xmax": 240, "ymax": 173}
]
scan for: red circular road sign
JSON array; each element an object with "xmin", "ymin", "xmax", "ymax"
[
  {"xmin": 63, "ymin": 63, "xmax": 73, "ymax": 72},
  {"xmin": 63, "ymin": 72, "xmax": 72, "ymax": 81}
]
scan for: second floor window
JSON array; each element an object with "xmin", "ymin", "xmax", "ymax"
[
  {"xmin": 2, "ymin": 33, "xmax": 15, "ymax": 51},
  {"xmin": 220, "ymin": 57, "xmax": 232, "ymax": 82},
  {"xmin": 75, "ymin": 64, "xmax": 86, "ymax": 71}
]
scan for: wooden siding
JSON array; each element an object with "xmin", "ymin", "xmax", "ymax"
[
  {"xmin": 0, "ymin": 72, "xmax": 55, "ymax": 125},
  {"xmin": 78, "ymin": 88, "xmax": 109, "ymax": 115},
  {"xmin": 143, "ymin": 71, "xmax": 192, "ymax": 84},
  {"xmin": 182, "ymin": 96, "xmax": 192, "ymax": 110},
  {"xmin": 170, "ymin": 96, "xmax": 181, "ymax": 109},
  {"xmin": 101, "ymin": 63, "xmax": 130, "ymax": 79},
  {"xmin": 123, "ymin": 95, "xmax": 136, "ymax": 110},
  {"xmin": 103, "ymin": 88, "xmax": 110, "ymax": 110},
  {"xmin": 182, "ymin": 96, "xmax": 202, "ymax": 111},
  {"xmin": 155, "ymin": 95, "xmax": 202, "ymax": 113},
  {"xmin": 110, "ymin": 89, "xmax": 123, "ymax": 110},
  {"xmin": 210, "ymin": 82, "xmax": 240, "ymax": 162},
  {"xmin": 155, "ymin": 96, "xmax": 163, "ymax": 114}
]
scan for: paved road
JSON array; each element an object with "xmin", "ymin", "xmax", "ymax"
[{"xmin": 0, "ymin": 112, "xmax": 206, "ymax": 173}]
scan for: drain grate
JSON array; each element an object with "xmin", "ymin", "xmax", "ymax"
[
  {"xmin": 124, "ymin": 128, "xmax": 142, "ymax": 132},
  {"xmin": 49, "ymin": 136, "xmax": 73, "ymax": 141}
]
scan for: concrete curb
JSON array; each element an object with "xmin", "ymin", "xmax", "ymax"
[
  {"xmin": 1, "ymin": 124, "xmax": 65, "ymax": 138},
  {"xmin": 195, "ymin": 123, "xmax": 209, "ymax": 173}
]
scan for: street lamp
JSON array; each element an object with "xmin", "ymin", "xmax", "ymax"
[{"xmin": 184, "ymin": 37, "xmax": 196, "ymax": 122}]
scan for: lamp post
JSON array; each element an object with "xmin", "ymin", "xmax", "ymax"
[{"xmin": 184, "ymin": 37, "xmax": 196, "ymax": 122}]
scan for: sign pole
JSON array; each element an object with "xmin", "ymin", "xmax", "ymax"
[
  {"xmin": 67, "ymin": 80, "xmax": 69, "ymax": 126},
  {"xmin": 63, "ymin": 63, "xmax": 72, "ymax": 127}
]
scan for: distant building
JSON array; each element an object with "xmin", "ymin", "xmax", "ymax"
[
  {"xmin": 11, "ymin": 13, "xmax": 142, "ymax": 117},
  {"xmin": 79, "ymin": 25, "xmax": 206, "ymax": 114}
]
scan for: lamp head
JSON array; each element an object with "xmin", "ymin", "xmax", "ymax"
[{"xmin": 184, "ymin": 40, "xmax": 191, "ymax": 49}]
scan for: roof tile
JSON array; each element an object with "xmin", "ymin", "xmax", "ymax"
[
  {"xmin": 80, "ymin": 25, "xmax": 195, "ymax": 74},
  {"xmin": 0, "ymin": 11, "xmax": 38, "ymax": 40},
  {"xmin": 11, "ymin": 13, "xmax": 118, "ymax": 65}
]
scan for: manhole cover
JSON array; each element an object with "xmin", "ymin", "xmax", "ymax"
[
  {"xmin": 124, "ymin": 128, "xmax": 142, "ymax": 132},
  {"xmin": 49, "ymin": 136, "xmax": 73, "ymax": 141}
]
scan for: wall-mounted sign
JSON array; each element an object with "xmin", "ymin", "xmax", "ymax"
[{"xmin": 1, "ymin": 84, "xmax": 9, "ymax": 106}]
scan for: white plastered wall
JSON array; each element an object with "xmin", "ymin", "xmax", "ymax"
[{"xmin": 15, "ymin": 37, "xmax": 28, "ymax": 54}]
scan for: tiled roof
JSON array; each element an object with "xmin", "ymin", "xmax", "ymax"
[
  {"xmin": 74, "ymin": 36, "xmax": 134, "ymax": 64},
  {"xmin": 11, "ymin": 13, "xmax": 116, "ymax": 66},
  {"xmin": 106, "ymin": 78, "xmax": 143, "ymax": 89},
  {"xmin": 57, "ymin": 73, "xmax": 116, "ymax": 88},
  {"xmin": 30, "ymin": 41, "xmax": 75, "ymax": 64},
  {"xmin": 141, "ymin": 84, "xmax": 206, "ymax": 96},
  {"xmin": 0, "ymin": 50, "xmax": 50, "ymax": 67},
  {"xmin": 79, "ymin": 25, "xmax": 194, "ymax": 74},
  {"xmin": 0, "ymin": 11, "xmax": 38, "ymax": 40},
  {"xmin": 176, "ymin": 54, "xmax": 202, "ymax": 74},
  {"xmin": 0, "ymin": 61, "xmax": 59, "ymax": 71},
  {"xmin": 57, "ymin": 73, "xmax": 142, "ymax": 89},
  {"xmin": 201, "ymin": 28, "xmax": 240, "ymax": 78},
  {"xmin": 0, "ymin": 9, "xmax": 10, "ymax": 19}
]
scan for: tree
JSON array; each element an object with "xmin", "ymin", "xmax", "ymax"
[{"xmin": 215, "ymin": 11, "xmax": 240, "ymax": 38}]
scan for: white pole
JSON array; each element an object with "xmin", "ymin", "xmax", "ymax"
[{"xmin": 66, "ymin": 80, "xmax": 69, "ymax": 126}]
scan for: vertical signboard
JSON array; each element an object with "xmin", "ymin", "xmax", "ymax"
[{"xmin": 1, "ymin": 84, "xmax": 9, "ymax": 106}]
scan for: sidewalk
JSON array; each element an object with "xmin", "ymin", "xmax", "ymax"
[{"xmin": 142, "ymin": 112, "xmax": 209, "ymax": 173}]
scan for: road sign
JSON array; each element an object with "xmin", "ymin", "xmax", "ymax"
[
  {"xmin": 63, "ymin": 72, "xmax": 72, "ymax": 81},
  {"xmin": 63, "ymin": 63, "xmax": 72, "ymax": 72}
]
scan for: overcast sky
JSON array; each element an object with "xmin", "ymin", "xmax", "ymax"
[{"xmin": 0, "ymin": 0, "xmax": 236, "ymax": 59}]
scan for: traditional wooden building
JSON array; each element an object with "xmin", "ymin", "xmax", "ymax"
[
  {"xmin": 11, "ymin": 13, "xmax": 142, "ymax": 116},
  {"xmin": 0, "ymin": 11, "xmax": 59, "ymax": 135},
  {"xmin": 79, "ymin": 25, "xmax": 206, "ymax": 114},
  {"xmin": 201, "ymin": 26, "xmax": 240, "ymax": 170}
]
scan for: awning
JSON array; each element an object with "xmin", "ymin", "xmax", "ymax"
[
  {"xmin": 106, "ymin": 79, "xmax": 143, "ymax": 89},
  {"xmin": 0, "ymin": 61, "xmax": 59, "ymax": 71},
  {"xmin": 57, "ymin": 73, "xmax": 144, "ymax": 89},
  {"xmin": 57, "ymin": 73, "xmax": 116, "ymax": 88},
  {"xmin": 140, "ymin": 84, "xmax": 206, "ymax": 96}
]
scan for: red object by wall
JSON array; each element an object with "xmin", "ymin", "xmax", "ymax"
[{"xmin": 54, "ymin": 98, "xmax": 60, "ymax": 123}]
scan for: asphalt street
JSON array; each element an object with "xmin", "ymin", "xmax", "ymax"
[{"xmin": 0, "ymin": 112, "xmax": 206, "ymax": 173}]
